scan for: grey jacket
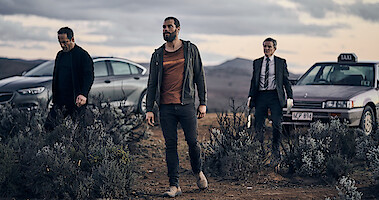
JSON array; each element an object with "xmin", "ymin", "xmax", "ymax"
[{"xmin": 146, "ymin": 40, "xmax": 207, "ymax": 112}]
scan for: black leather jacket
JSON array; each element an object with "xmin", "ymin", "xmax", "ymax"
[{"xmin": 146, "ymin": 40, "xmax": 207, "ymax": 112}]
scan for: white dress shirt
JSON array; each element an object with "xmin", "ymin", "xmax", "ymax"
[{"xmin": 259, "ymin": 54, "xmax": 276, "ymax": 91}]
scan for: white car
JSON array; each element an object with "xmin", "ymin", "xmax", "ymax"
[
  {"xmin": 0, "ymin": 57, "xmax": 148, "ymax": 113},
  {"xmin": 283, "ymin": 53, "xmax": 379, "ymax": 135}
]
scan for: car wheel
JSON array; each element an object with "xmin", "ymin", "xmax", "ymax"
[
  {"xmin": 360, "ymin": 106, "xmax": 376, "ymax": 135},
  {"xmin": 138, "ymin": 90, "xmax": 147, "ymax": 114}
]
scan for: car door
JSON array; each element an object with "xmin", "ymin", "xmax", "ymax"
[
  {"xmin": 109, "ymin": 60, "xmax": 143, "ymax": 106},
  {"xmin": 90, "ymin": 60, "xmax": 115, "ymax": 103}
]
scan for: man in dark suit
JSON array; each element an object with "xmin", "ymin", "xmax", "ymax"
[{"xmin": 248, "ymin": 37, "xmax": 293, "ymax": 167}]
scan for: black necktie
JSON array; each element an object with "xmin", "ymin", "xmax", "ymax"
[{"xmin": 264, "ymin": 57, "xmax": 270, "ymax": 89}]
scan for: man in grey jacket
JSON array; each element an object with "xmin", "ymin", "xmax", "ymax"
[{"xmin": 146, "ymin": 16, "xmax": 208, "ymax": 197}]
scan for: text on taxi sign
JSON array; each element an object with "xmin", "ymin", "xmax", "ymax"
[{"xmin": 338, "ymin": 53, "xmax": 357, "ymax": 62}]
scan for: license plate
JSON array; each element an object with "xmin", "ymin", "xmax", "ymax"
[{"xmin": 292, "ymin": 112, "xmax": 313, "ymax": 121}]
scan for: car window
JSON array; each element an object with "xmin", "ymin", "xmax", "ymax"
[
  {"xmin": 111, "ymin": 61, "xmax": 131, "ymax": 75},
  {"xmin": 298, "ymin": 63, "xmax": 374, "ymax": 87},
  {"xmin": 94, "ymin": 61, "xmax": 108, "ymax": 77},
  {"xmin": 24, "ymin": 60, "xmax": 54, "ymax": 77},
  {"xmin": 129, "ymin": 64, "xmax": 142, "ymax": 75},
  {"xmin": 297, "ymin": 65, "xmax": 321, "ymax": 85}
]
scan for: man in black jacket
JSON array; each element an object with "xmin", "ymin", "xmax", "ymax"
[
  {"xmin": 248, "ymin": 37, "xmax": 293, "ymax": 169},
  {"xmin": 146, "ymin": 17, "xmax": 208, "ymax": 197},
  {"xmin": 45, "ymin": 27, "xmax": 94, "ymax": 130}
]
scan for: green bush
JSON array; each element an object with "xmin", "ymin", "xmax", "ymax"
[
  {"xmin": 283, "ymin": 119, "xmax": 356, "ymax": 180},
  {"xmin": 367, "ymin": 145, "xmax": 379, "ymax": 185},
  {"xmin": 326, "ymin": 176, "xmax": 363, "ymax": 200},
  {"xmin": 0, "ymin": 102, "xmax": 146, "ymax": 199},
  {"xmin": 356, "ymin": 128, "xmax": 379, "ymax": 186}
]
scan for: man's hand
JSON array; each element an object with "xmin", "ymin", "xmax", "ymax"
[
  {"xmin": 146, "ymin": 111, "xmax": 155, "ymax": 126},
  {"xmin": 76, "ymin": 95, "xmax": 87, "ymax": 107},
  {"xmin": 247, "ymin": 97, "xmax": 254, "ymax": 108},
  {"xmin": 197, "ymin": 105, "xmax": 206, "ymax": 119},
  {"xmin": 286, "ymin": 98, "xmax": 294, "ymax": 114}
]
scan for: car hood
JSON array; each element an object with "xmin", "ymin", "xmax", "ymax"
[
  {"xmin": 0, "ymin": 76, "xmax": 52, "ymax": 91},
  {"xmin": 293, "ymin": 85, "xmax": 371, "ymax": 101}
]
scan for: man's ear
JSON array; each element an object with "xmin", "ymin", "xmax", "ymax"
[{"xmin": 71, "ymin": 37, "xmax": 75, "ymax": 43}]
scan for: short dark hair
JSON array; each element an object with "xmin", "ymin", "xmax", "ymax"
[
  {"xmin": 263, "ymin": 37, "xmax": 277, "ymax": 48},
  {"xmin": 57, "ymin": 27, "xmax": 74, "ymax": 40},
  {"xmin": 164, "ymin": 16, "xmax": 180, "ymax": 27}
]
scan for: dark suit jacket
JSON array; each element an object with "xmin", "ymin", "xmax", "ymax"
[{"xmin": 248, "ymin": 55, "xmax": 293, "ymax": 107}]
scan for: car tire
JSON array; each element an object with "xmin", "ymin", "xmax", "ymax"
[
  {"xmin": 137, "ymin": 90, "xmax": 147, "ymax": 114},
  {"xmin": 360, "ymin": 106, "xmax": 376, "ymax": 135}
]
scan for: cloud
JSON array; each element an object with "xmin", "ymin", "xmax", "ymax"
[
  {"xmin": 0, "ymin": 42, "xmax": 15, "ymax": 47},
  {"xmin": 0, "ymin": 0, "xmax": 347, "ymax": 45},
  {"xmin": 1, "ymin": 0, "xmax": 377, "ymax": 68},
  {"xmin": 0, "ymin": 16, "xmax": 50, "ymax": 41},
  {"xmin": 290, "ymin": 0, "xmax": 379, "ymax": 21},
  {"xmin": 349, "ymin": 1, "xmax": 379, "ymax": 21}
]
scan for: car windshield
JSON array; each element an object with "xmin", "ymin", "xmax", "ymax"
[
  {"xmin": 24, "ymin": 60, "xmax": 54, "ymax": 77},
  {"xmin": 297, "ymin": 63, "xmax": 374, "ymax": 87}
]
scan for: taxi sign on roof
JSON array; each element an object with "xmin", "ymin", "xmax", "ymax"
[{"xmin": 338, "ymin": 53, "xmax": 357, "ymax": 63}]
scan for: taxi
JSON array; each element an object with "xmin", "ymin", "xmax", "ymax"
[{"xmin": 283, "ymin": 53, "xmax": 379, "ymax": 135}]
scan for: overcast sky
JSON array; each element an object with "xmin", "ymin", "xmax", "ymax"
[{"xmin": 0, "ymin": 0, "xmax": 379, "ymax": 73}]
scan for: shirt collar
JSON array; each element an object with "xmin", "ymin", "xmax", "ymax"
[{"xmin": 264, "ymin": 55, "xmax": 274, "ymax": 61}]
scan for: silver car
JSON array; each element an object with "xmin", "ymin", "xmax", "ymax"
[
  {"xmin": 283, "ymin": 53, "xmax": 379, "ymax": 135},
  {"xmin": 0, "ymin": 57, "xmax": 148, "ymax": 113}
]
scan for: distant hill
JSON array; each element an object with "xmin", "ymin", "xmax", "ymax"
[
  {"xmin": 0, "ymin": 58, "xmax": 46, "ymax": 79},
  {"xmin": 0, "ymin": 57, "xmax": 300, "ymax": 112},
  {"xmin": 205, "ymin": 58, "xmax": 253, "ymax": 112}
]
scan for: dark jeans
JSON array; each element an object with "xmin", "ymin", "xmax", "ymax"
[
  {"xmin": 159, "ymin": 103, "xmax": 202, "ymax": 187},
  {"xmin": 254, "ymin": 90, "xmax": 283, "ymax": 156},
  {"xmin": 44, "ymin": 103, "xmax": 86, "ymax": 131}
]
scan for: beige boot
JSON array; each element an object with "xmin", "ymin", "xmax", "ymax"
[
  {"xmin": 163, "ymin": 186, "xmax": 182, "ymax": 198},
  {"xmin": 196, "ymin": 171, "xmax": 208, "ymax": 189}
]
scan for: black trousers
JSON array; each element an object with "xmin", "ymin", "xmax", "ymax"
[
  {"xmin": 254, "ymin": 90, "xmax": 283, "ymax": 155},
  {"xmin": 44, "ymin": 103, "xmax": 86, "ymax": 131},
  {"xmin": 159, "ymin": 103, "xmax": 202, "ymax": 187}
]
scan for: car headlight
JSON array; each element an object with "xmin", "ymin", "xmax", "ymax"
[
  {"xmin": 323, "ymin": 100, "xmax": 354, "ymax": 108},
  {"xmin": 17, "ymin": 87, "xmax": 45, "ymax": 95}
]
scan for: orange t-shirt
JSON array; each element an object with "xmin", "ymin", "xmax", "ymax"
[{"xmin": 160, "ymin": 46, "xmax": 185, "ymax": 104}]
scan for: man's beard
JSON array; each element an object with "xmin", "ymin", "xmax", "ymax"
[{"xmin": 163, "ymin": 30, "xmax": 177, "ymax": 42}]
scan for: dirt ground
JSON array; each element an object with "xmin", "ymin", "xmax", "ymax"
[{"xmin": 130, "ymin": 113, "xmax": 378, "ymax": 200}]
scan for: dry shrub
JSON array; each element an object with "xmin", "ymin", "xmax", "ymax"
[
  {"xmin": 0, "ymin": 100, "xmax": 146, "ymax": 199},
  {"xmin": 202, "ymin": 100, "xmax": 265, "ymax": 180}
]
